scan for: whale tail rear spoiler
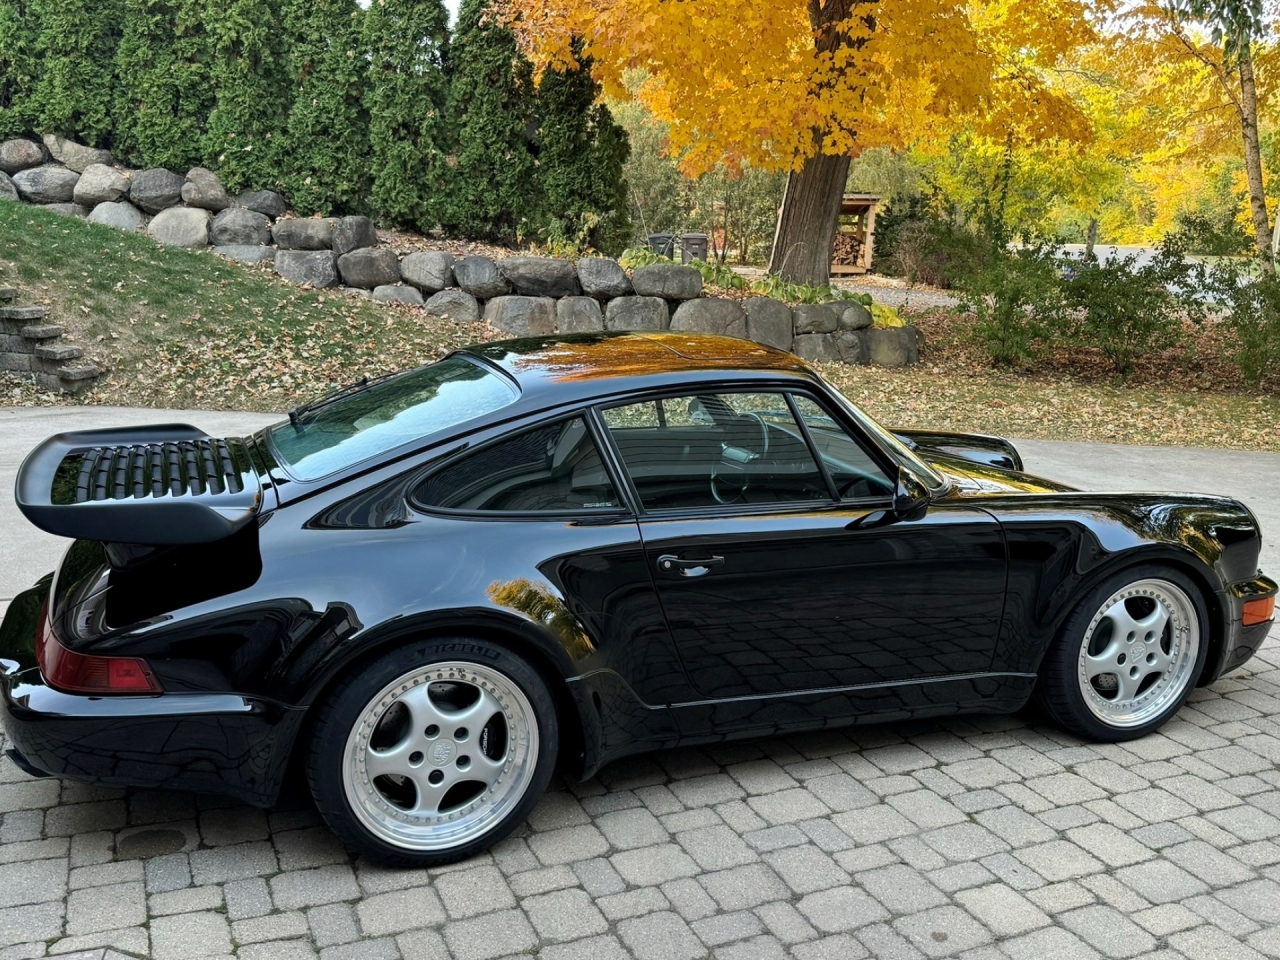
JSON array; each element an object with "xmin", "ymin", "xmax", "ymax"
[{"xmin": 15, "ymin": 424, "xmax": 264, "ymax": 545}]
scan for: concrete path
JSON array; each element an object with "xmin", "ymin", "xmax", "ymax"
[{"xmin": 1, "ymin": 407, "xmax": 1280, "ymax": 959}]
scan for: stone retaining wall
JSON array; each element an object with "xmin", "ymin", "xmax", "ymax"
[{"xmin": 1, "ymin": 134, "xmax": 921, "ymax": 368}]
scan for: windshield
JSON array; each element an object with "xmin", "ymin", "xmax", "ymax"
[
  {"xmin": 267, "ymin": 356, "xmax": 518, "ymax": 481},
  {"xmin": 821, "ymin": 382, "xmax": 947, "ymax": 491}
]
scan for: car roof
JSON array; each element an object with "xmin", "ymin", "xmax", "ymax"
[{"xmin": 460, "ymin": 332, "xmax": 817, "ymax": 406}]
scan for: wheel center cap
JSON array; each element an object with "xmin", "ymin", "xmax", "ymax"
[{"xmin": 430, "ymin": 740, "xmax": 456, "ymax": 767}]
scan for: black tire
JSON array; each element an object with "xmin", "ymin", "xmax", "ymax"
[
  {"xmin": 1035, "ymin": 564, "xmax": 1211, "ymax": 742},
  {"xmin": 306, "ymin": 636, "xmax": 559, "ymax": 867}
]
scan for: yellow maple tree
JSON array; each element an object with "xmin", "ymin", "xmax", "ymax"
[{"xmin": 497, "ymin": 0, "xmax": 1101, "ymax": 282}]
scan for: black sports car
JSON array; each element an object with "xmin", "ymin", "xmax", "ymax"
[{"xmin": 1, "ymin": 332, "xmax": 1274, "ymax": 866}]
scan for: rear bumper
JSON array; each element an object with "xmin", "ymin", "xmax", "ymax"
[{"xmin": 0, "ymin": 585, "xmax": 304, "ymax": 807}]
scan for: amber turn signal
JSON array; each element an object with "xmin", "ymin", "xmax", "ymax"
[{"xmin": 1243, "ymin": 595, "xmax": 1276, "ymax": 627}]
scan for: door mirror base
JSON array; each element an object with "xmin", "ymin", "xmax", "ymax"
[{"xmin": 893, "ymin": 466, "xmax": 930, "ymax": 521}]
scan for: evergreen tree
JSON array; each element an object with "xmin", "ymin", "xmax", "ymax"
[
  {"xmin": 534, "ymin": 56, "xmax": 631, "ymax": 255},
  {"xmin": 443, "ymin": 0, "xmax": 536, "ymax": 242},
  {"xmin": 112, "ymin": 0, "xmax": 211, "ymax": 170},
  {"xmin": 279, "ymin": 0, "xmax": 370, "ymax": 215},
  {"xmin": 203, "ymin": 0, "xmax": 288, "ymax": 191},
  {"xmin": 362, "ymin": 0, "xmax": 450, "ymax": 228},
  {"xmin": 29, "ymin": 0, "xmax": 123, "ymax": 145},
  {"xmin": 0, "ymin": 0, "xmax": 40, "ymax": 139}
]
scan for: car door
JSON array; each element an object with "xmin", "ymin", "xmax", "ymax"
[{"xmin": 596, "ymin": 386, "xmax": 1008, "ymax": 733}]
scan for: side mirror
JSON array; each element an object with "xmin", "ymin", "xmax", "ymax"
[{"xmin": 892, "ymin": 466, "xmax": 930, "ymax": 521}]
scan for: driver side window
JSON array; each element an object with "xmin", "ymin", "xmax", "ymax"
[
  {"xmin": 790, "ymin": 395, "xmax": 894, "ymax": 500},
  {"xmin": 601, "ymin": 391, "xmax": 828, "ymax": 511}
]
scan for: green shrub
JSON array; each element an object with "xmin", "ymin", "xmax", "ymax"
[
  {"xmin": 956, "ymin": 243, "xmax": 1065, "ymax": 366},
  {"xmin": 202, "ymin": 0, "xmax": 289, "ymax": 192},
  {"xmin": 362, "ymin": 0, "xmax": 450, "ymax": 229},
  {"xmin": 885, "ymin": 217, "xmax": 992, "ymax": 289},
  {"xmin": 280, "ymin": 0, "xmax": 370, "ymax": 216},
  {"xmin": 30, "ymin": 0, "xmax": 123, "ymax": 146},
  {"xmin": 112, "ymin": 0, "xmax": 211, "ymax": 170},
  {"xmin": 533, "ymin": 56, "xmax": 631, "ymax": 256},
  {"xmin": 1061, "ymin": 241, "xmax": 1206, "ymax": 375},
  {"xmin": 1206, "ymin": 258, "xmax": 1280, "ymax": 386},
  {"xmin": 441, "ymin": 0, "xmax": 536, "ymax": 242},
  {"xmin": 0, "ymin": 0, "xmax": 41, "ymax": 140}
]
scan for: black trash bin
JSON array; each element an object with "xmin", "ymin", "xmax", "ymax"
[
  {"xmin": 680, "ymin": 233, "xmax": 709, "ymax": 264},
  {"xmin": 648, "ymin": 233, "xmax": 675, "ymax": 258}
]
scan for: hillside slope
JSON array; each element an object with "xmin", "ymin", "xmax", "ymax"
[{"xmin": 0, "ymin": 202, "xmax": 487, "ymax": 411}]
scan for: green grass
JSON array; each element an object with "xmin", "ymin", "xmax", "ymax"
[{"xmin": 0, "ymin": 202, "xmax": 485, "ymax": 411}]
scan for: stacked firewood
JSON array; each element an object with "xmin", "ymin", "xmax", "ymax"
[{"xmin": 832, "ymin": 229, "xmax": 864, "ymax": 266}]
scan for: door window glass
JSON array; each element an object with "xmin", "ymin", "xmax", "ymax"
[
  {"xmin": 413, "ymin": 417, "xmax": 621, "ymax": 513},
  {"xmin": 790, "ymin": 395, "xmax": 893, "ymax": 499},
  {"xmin": 602, "ymin": 391, "xmax": 828, "ymax": 510}
]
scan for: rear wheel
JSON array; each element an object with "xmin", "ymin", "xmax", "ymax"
[
  {"xmin": 307, "ymin": 637, "xmax": 558, "ymax": 866},
  {"xmin": 1036, "ymin": 565, "xmax": 1209, "ymax": 741}
]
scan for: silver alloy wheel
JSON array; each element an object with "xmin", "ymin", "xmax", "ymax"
[
  {"xmin": 342, "ymin": 661, "xmax": 538, "ymax": 851},
  {"xmin": 1077, "ymin": 578, "xmax": 1199, "ymax": 728}
]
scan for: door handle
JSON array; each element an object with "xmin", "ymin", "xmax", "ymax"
[{"xmin": 657, "ymin": 554, "xmax": 725, "ymax": 577}]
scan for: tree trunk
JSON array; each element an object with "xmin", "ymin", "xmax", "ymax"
[
  {"xmin": 1085, "ymin": 217, "xmax": 1099, "ymax": 258},
  {"xmin": 767, "ymin": 0, "xmax": 858, "ymax": 285},
  {"xmin": 767, "ymin": 153, "xmax": 851, "ymax": 284},
  {"xmin": 1238, "ymin": 44, "xmax": 1273, "ymax": 273}
]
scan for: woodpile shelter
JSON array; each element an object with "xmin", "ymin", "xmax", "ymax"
[{"xmin": 831, "ymin": 193, "xmax": 879, "ymax": 275}]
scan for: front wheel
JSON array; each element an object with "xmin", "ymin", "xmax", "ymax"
[
  {"xmin": 1036, "ymin": 565, "xmax": 1209, "ymax": 742},
  {"xmin": 306, "ymin": 637, "xmax": 558, "ymax": 867}
]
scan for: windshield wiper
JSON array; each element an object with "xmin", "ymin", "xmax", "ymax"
[{"xmin": 288, "ymin": 372, "xmax": 398, "ymax": 432}]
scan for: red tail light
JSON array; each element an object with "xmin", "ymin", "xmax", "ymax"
[{"xmin": 36, "ymin": 604, "xmax": 163, "ymax": 695}]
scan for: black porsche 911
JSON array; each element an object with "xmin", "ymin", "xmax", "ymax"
[{"xmin": 2, "ymin": 332, "xmax": 1275, "ymax": 866}]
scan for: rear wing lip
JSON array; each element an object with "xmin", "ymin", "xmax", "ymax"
[{"xmin": 15, "ymin": 424, "xmax": 263, "ymax": 545}]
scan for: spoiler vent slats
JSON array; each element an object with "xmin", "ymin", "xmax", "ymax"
[{"xmin": 64, "ymin": 439, "xmax": 244, "ymax": 504}]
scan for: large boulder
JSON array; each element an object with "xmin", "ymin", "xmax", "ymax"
[
  {"xmin": 631, "ymin": 263, "xmax": 702, "ymax": 300},
  {"xmin": 577, "ymin": 257, "xmax": 631, "ymax": 299},
  {"xmin": 485, "ymin": 296, "xmax": 555, "ymax": 336},
  {"xmin": 0, "ymin": 172, "xmax": 16, "ymax": 202},
  {"xmin": 605, "ymin": 296, "xmax": 669, "ymax": 331},
  {"xmin": 792, "ymin": 303, "xmax": 838, "ymax": 335},
  {"xmin": 670, "ymin": 298, "xmax": 747, "ymax": 338},
  {"xmin": 333, "ymin": 216, "xmax": 378, "ymax": 257},
  {"xmin": 273, "ymin": 217, "xmax": 334, "ymax": 250},
  {"xmin": 72, "ymin": 163, "xmax": 130, "ymax": 206},
  {"xmin": 0, "ymin": 138, "xmax": 45, "ymax": 174},
  {"xmin": 868, "ymin": 327, "xmax": 920, "ymax": 367},
  {"xmin": 792, "ymin": 330, "xmax": 868, "ymax": 365},
  {"xmin": 212, "ymin": 244, "xmax": 275, "ymax": 265},
  {"xmin": 337, "ymin": 247, "xmax": 401, "ymax": 289},
  {"xmin": 498, "ymin": 257, "xmax": 580, "ymax": 298},
  {"xmin": 453, "ymin": 256, "xmax": 510, "ymax": 299},
  {"xmin": 400, "ymin": 251, "xmax": 455, "ymax": 293},
  {"xmin": 557, "ymin": 296, "xmax": 604, "ymax": 333},
  {"xmin": 839, "ymin": 303, "xmax": 872, "ymax": 331},
  {"xmin": 148, "ymin": 206, "xmax": 210, "ymax": 248},
  {"xmin": 181, "ymin": 167, "xmax": 232, "ymax": 212},
  {"xmin": 88, "ymin": 201, "xmax": 146, "ymax": 231},
  {"xmin": 210, "ymin": 207, "xmax": 271, "ymax": 246},
  {"xmin": 744, "ymin": 298, "xmax": 792, "ymax": 351},
  {"xmin": 372, "ymin": 284, "xmax": 424, "ymax": 305},
  {"xmin": 425, "ymin": 289, "xmax": 480, "ymax": 322},
  {"xmin": 276, "ymin": 250, "xmax": 339, "ymax": 288},
  {"xmin": 237, "ymin": 189, "xmax": 287, "ymax": 219},
  {"xmin": 42, "ymin": 202, "xmax": 90, "ymax": 218},
  {"xmin": 13, "ymin": 165, "xmax": 79, "ymax": 204},
  {"xmin": 42, "ymin": 135, "xmax": 111, "ymax": 173},
  {"xmin": 130, "ymin": 168, "xmax": 185, "ymax": 214}
]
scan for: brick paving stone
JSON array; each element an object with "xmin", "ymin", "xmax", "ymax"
[
  {"xmin": 796, "ymin": 886, "xmax": 889, "ymax": 933},
  {"xmin": 0, "ymin": 857, "xmax": 66, "ymax": 907},
  {"xmin": 271, "ymin": 865, "xmax": 361, "ymax": 909},
  {"xmin": 522, "ymin": 887, "xmax": 609, "ymax": 941},
  {"xmin": 893, "ymin": 904, "xmax": 993, "ymax": 958},
  {"xmin": 149, "ymin": 910, "xmax": 232, "ymax": 960},
  {"xmin": 65, "ymin": 881, "xmax": 146, "ymax": 935},
  {"xmin": 617, "ymin": 910, "xmax": 704, "ymax": 960},
  {"xmin": 597, "ymin": 808, "xmax": 668, "ymax": 850},
  {"xmin": 699, "ymin": 863, "xmax": 790, "ymax": 911},
  {"xmin": 676, "ymin": 825, "xmax": 758, "ymax": 870},
  {"xmin": 762, "ymin": 844, "xmax": 847, "ymax": 895},
  {"xmin": 598, "ymin": 886, "xmax": 670, "ymax": 921},
  {"xmin": 955, "ymin": 883, "xmax": 1051, "ymax": 936},
  {"xmin": 357, "ymin": 887, "xmax": 446, "ymax": 935},
  {"xmin": 435, "ymin": 865, "xmax": 514, "ymax": 919},
  {"xmin": 443, "ymin": 908, "xmax": 537, "ymax": 960},
  {"xmin": 1060, "ymin": 904, "xmax": 1156, "ymax": 959},
  {"xmin": 529, "ymin": 825, "xmax": 609, "ymax": 866},
  {"xmin": 855, "ymin": 862, "xmax": 948, "ymax": 914}
]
